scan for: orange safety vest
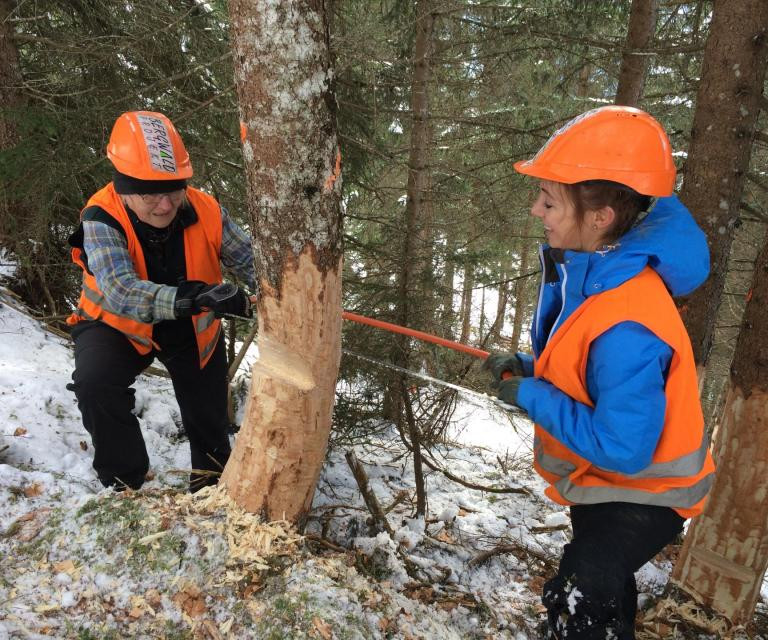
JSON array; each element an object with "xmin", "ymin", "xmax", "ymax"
[
  {"xmin": 532, "ymin": 267, "xmax": 715, "ymax": 518},
  {"xmin": 67, "ymin": 183, "xmax": 223, "ymax": 368}
]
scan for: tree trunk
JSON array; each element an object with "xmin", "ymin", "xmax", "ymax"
[
  {"xmin": 485, "ymin": 270, "xmax": 508, "ymax": 346},
  {"xmin": 669, "ymin": 0, "xmax": 768, "ymax": 623},
  {"xmin": 615, "ymin": 0, "xmax": 657, "ymax": 107},
  {"xmin": 511, "ymin": 217, "xmax": 535, "ymax": 352},
  {"xmin": 440, "ymin": 235, "xmax": 457, "ymax": 340},
  {"xmin": 221, "ymin": 1, "xmax": 343, "ymax": 524},
  {"xmin": 0, "ymin": 0, "xmax": 25, "ymax": 251},
  {"xmin": 394, "ymin": 0, "xmax": 434, "ymax": 358},
  {"xmin": 677, "ymin": 0, "xmax": 768, "ymax": 364},
  {"xmin": 671, "ymin": 237, "xmax": 768, "ymax": 625},
  {"xmin": 459, "ymin": 264, "xmax": 474, "ymax": 345},
  {"xmin": 383, "ymin": 0, "xmax": 435, "ymax": 420},
  {"xmin": 0, "ymin": 0, "xmax": 22, "ymax": 154},
  {"xmin": 697, "ymin": 218, "xmax": 766, "ymax": 434}
]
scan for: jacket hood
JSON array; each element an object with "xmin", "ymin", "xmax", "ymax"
[{"xmin": 571, "ymin": 195, "xmax": 710, "ymax": 297}]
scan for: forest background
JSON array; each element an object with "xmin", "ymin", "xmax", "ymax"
[
  {"xmin": 2, "ymin": 0, "xmax": 766, "ymax": 424},
  {"xmin": 1, "ymin": 0, "xmax": 768, "ymax": 636}
]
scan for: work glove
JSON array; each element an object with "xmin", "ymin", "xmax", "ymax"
[
  {"xmin": 174, "ymin": 281, "xmax": 252, "ymax": 319},
  {"xmin": 482, "ymin": 352, "xmax": 525, "ymax": 387},
  {"xmin": 496, "ymin": 376, "xmax": 523, "ymax": 408}
]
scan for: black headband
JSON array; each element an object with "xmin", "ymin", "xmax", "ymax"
[{"xmin": 113, "ymin": 170, "xmax": 187, "ymax": 195}]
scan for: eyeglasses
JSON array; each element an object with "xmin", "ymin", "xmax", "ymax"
[{"xmin": 139, "ymin": 190, "xmax": 185, "ymax": 206}]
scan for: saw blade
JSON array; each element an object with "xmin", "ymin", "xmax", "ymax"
[{"xmin": 342, "ymin": 348, "xmax": 523, "ymax": 413}]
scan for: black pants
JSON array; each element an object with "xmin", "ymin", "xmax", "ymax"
[
  {"xmin": 70, "ymin": 321, "xmax": 231, "ymax": 491},
  {"xmin": 542, "ymin": 502, "xmax": 685, "ymax": 640}
]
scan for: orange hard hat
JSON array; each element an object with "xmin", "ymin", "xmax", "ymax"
[
  {"xmin": 107, "ymin": 111, "xmax": 193, "ymax": 180},
  {"xmin": 514, "ymin": 106, "xmax": 675, "ymax": 196}
]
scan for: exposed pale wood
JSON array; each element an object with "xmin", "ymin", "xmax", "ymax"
[
  {"xmin": 671, "ymin": 387, "xmax": 768, "ymax": 624},
  {"xmin": 220, "ymin": 252, "xmax": 342, "ymax": 522}
]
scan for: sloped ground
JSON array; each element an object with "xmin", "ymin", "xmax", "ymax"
[{"xmin": 0, "ymin": 287, "xmax": 746, "ymax": 639}]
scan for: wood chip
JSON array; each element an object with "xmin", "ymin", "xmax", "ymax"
[
  {"xmin": 23, "ymin": 483, "xmax": 43, "ymax": 498},
  {"xmin": 312, "ymin": 616, "xmax": 333, "ymax": 639},
  {"xmin": 172, "ymin": 583, "xmax": 206, "ymax": 619},
  {"xmin": 52, "ymin": 560, "xmax": 76, "ymax": 575},
  {"xmin": 137, "ymin": 531, "xmax": 169, "ymax": 545}
]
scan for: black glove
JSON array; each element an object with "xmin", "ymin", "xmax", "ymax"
[
  {"xmin": 196, "ymin": 282, "xmax": 252, "ymax": 318},
  {"xmin": 496, "ymin": 376, "xmax": 522, "ymax": 408},
  {"xmin": 174, "ymin": 280, "xmax": 209, "ymax": 317},
  {"xmin": 483, "ymin": 352, "xmax": 525, "ymax": 387},
  {"xmin": 174, "ymin": 281, "xmax": 252, "ymax": 318}
]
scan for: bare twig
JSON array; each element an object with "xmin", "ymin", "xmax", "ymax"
[
  {"xmin": 420, "ymin": 449, "xmax": 529, "ymax": 495},
  {"xmin": 469, "ymin": 541, "xmax": 556, "ymax": 570},
  {"xmin": 344, "ymin": 451, "xmax": 394, "ymax": 536},
  {"xmin": 383, "ymin": 490, "xmax": 411, "ymax": 515},
  {"xmin": 227, "ymin": 322, "xmax": 258, "ymax": 381},
  {"xmin": 304, "ymin": 533, "xmax": 346, "ymax": 552},
  {"xmin": 530, "ymin": 524, "xmax": 569, "ymax": 534}
]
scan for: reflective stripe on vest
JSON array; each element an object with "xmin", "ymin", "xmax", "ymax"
[
  {"xmin": 535, "ymin": 432, "xmax": 711, "ymax": 481},
  {"xmin": 553, "ymin": 472, "xmax": 714, "ymax": 509},
  {"xmin": 81, "ymin": 280, "xmax": 106, "ymax": 308},
  {"xmin": 196, "ymin": 311, "xmax": 216, "ymax": 334},
  {"xmin": 199, "ymin": 324, "xmax": 221, "ymax": 363}
]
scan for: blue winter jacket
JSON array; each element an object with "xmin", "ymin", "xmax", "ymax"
[{"xmin": 515, "ymin": 196, "xmax": 709, "ymax": 474}]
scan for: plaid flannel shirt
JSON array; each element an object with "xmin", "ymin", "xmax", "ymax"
[{"xmin": 83, "ymin": 206, "xmax": 255, "ymax": 323}]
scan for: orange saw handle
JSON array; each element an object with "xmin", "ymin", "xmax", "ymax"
[
  {"xmin": 341, "ymin": 310, "xmax": 515, "ymax": 380},
  {"xmin": 342, "ymin": 311, "xmax": 489, "ymax": 359}
]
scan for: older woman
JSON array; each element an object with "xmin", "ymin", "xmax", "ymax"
[{"xmin": 68, "ymin": 111, "xmax": 255, "ymax": 492}]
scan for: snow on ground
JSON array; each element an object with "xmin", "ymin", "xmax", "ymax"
[{"xmin": 0, "ymin": 285, "xmax": 728, "ymax": 639}]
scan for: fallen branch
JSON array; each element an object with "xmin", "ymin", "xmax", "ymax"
[
  {"xmin": 530, "ymin": 524, "xmax": 569, "ymax": 534},
  {"xmin": 383, "ymin": 490, "xmax": 411, "ymax": 515},
  {"xmin": 421, "ymin": 450, "xmax": 529, "ymax": 495},
  {"xmin": 227, "ymin": 322, "xmax": 258, "ymax": 381},
  {"xmin": 395, "ymin": 413, "xmax": 529, "ymax": 495},
  {"xmin": 469, "ymin": 540, "xmax": 556, "ymax": 570},
  {"xmin": 345, "ymin": 450, "xmax": 394, "ymax": 536},
  {"xmin": 345, "ymin": 451, "xmax": 427, "ymax": 581},
  {"xmin": 304, "ymin": 533, "xmax": 346, "ymax": 553}
]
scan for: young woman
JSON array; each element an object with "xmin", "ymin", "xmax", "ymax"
[{"xmin": 485, "ymin": 106, "xmax": 715, "ymax": 639}]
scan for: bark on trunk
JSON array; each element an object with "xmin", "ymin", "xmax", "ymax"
[
  {"xmin": 511, "ymin": 217, "xmax": 535, "ymax": 352},
  {"xmin": 671, "ymin": 238, "xmax": 768, "ymax": 624},
  {"xmin": 677, "ymin": 0, "xmax": 768, "ymax": 364},
  {"xmin": 459, "ymin": 264, "xmax": 474, "ymax": 346},
  {"xmin": 393, "ymin": 0, "xmax": 435, "ymax": 363},
  {"xmin": 668, "ymin": 0, "xmax": 768, "ymax": 622},
  {"xmin": 485, "ymin": 271, "xmax": 508, "ymax": 346},
  {"xmin": 221, "ymin": 1, "xmax": 343, "ymax": 524},
  {"xmin": 383, "ymin": 0, "xmax": 435, "ymax": 420},
  {"xmin": 440, "ymin": 236, "xmax": 457, "ymax": 340},
  {"xmin": 0, "ymin": 0, "xmax": 22, "ymax": 152},
  {"xmin": 615, "ymin": 0, "xmax": 657, "ymax": 107},
  {"xmin": 0, "ymin": 0, "xmax": 24, "ymax": 242}
]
